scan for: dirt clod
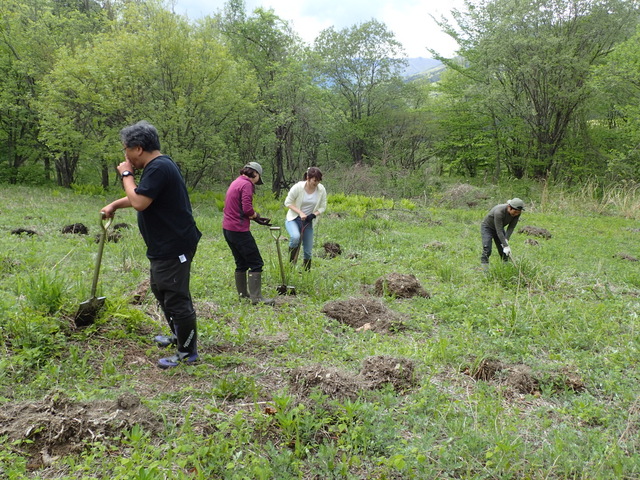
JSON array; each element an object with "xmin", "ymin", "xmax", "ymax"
[
  {"xmin": 94, "ymin": 231, "xmax": 122, "ymax": 243},
  {"xmin": 322, "ymin": 298, "xmax": 407, "ymax": 333},
  {"xmin": 11, "ymin": 228, "xmax": 38, "ymax": 236},
  {"xmin": 61, "ymin": 223, "xmax": 88, "ymax": 235},
  {"xmin": 374, "ymin": 273, "xmax": 430, "ymax": 299},
  {"xmin": 524, "ymin": 238, "xmax": 539, "ymax": 246},
  {"xmin": 518, "ymin": 226, "xmax": 552, "ymax": 239},
  {"xmin": 323, "ymin": 242, "xmax": 342, "ymax": 258}
]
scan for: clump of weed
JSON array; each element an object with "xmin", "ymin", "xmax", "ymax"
[
  {"xmin": 487, "ymin": 258, "xmax": 556, "ymax": 291},
  {"xmin": 15, "ymin": 270, "xmax": 68, "ymax": 314}
]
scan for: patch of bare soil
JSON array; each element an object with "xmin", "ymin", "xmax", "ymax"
[
  {"xmin": 321, "ymin": 298, "xmax": 407, "ymax": 333},
  {"xmin": 423, "ymin": 241, "xmax": 445, "ymax": 250},
  {"xmin": 524, "ymin": 238, "xmax": 540, "ymax": 246},
  {"xmin": 463, "ymin": 358, "xmax": 585, "ymax": 396},
  {"xmin": 61, "ymin": 223, "xmax": 88, "ymax": 235},
  {"xmin": 518, "ymin": 226, "xmax": 552, "ymax": 239},
  {"xmin": 289, "ymin": 356, "xmax": 417, "ymax": 401},
  {"xmin": 614, "ymin": 252, "xmax": 638, "ymax": 262},
  {"xmin": 374, "ymin": 273, "xmax": 430, "ymax": 299},
  {"xmin": 0, "ymin": 392, "xmax": 161, "ymax": 470}
]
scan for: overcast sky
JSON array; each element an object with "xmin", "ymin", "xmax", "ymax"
[{"xmin": 169, "ymin": 0, "xmax": 463, "ymax": 58}]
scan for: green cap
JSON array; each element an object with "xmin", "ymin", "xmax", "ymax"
[{"xmin": 508, "ymin": 198, "xmax": 525, "ymax": 210}]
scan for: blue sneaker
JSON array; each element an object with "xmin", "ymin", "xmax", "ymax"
[
  {"xmin": 154, "ymin": 334, "xmax": 177, "ymax": 348},
  {"xmin": 157, "ymin": 352, "xmax": 199, "ymax": 369}
]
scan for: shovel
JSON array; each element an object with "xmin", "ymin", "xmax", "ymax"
[
  {"xmin": 75, "ymin": 213, "xmax": 112, "ymax": 327},
  {"xmin": 270, "ymin": 226, "xmax": 296, "ymax": 295}
]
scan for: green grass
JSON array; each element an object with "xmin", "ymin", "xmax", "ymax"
[{"xmin": 1, "ymin": 183, "xmax": 640, "ymax": 479}]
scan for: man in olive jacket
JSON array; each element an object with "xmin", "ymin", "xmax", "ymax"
[{"xmin": 481, "ymin": 198, "xmax": 525, "ymax": 265}]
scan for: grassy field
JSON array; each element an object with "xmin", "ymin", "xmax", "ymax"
[{"xmin": 1, "ymin": 182, "xmax": 639, "ymax": 479}]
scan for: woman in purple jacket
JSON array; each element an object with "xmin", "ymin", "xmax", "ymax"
[{"xmin": 223, "ymin": 162, "xmax": 274, "ymax": 305}]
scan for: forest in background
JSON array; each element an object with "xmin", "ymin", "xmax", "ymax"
[{"xmin": 1, "ymin": 0, "xmax": 640, "ymax": 196}]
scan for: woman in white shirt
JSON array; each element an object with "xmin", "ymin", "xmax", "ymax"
[{"xmin": 283, "ymin": 167, "xmax": 327, "ymax": 270}]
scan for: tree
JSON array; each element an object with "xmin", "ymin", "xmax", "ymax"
[
  {"xmin": 312, "ymin": 19, "xmax": 408, "ymax": 166},
  {"xmin": 219, "ymin": 0, "xmax": 313, "ymax": 196},
  {"xmin": 0, "ymin": 0, "xmax": 109, "ymax": 184},
  {"xmin": 38, "ymin": 2, "xmax": 256, "ymax": 187},
  {"xmin": 433, "ymin": 0, "xmax": 639, "ymax": 179},
  {"xmin": 584, "ymin": 26, "xmax": 640, "ymax": 180}
]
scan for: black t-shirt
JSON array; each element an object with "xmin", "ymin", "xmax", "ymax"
[{"xmin": 134, "ymin": 155, "xmax": 201, "ymax": 259}]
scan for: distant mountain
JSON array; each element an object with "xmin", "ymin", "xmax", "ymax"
[
  {"xmin": 402, "ymin": 57, "xmax": 447, "ymax": 83},
  {"xmin": 402, "ymin": 57, "xmax": 442, "ymax": 76}
]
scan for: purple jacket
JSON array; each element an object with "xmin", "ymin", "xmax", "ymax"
[{"xmin": 223, "ymin": 175, "xmax": 256, "ymax": 232}]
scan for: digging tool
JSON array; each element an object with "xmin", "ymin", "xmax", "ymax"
[
  {"xmin": 270, "ymin": 226, "xmax": 296, "ymax": 295},
  {"xmin": 75, "ymin": 213, "xmax": 112, "ymax": 327},
  {"xmin": 291, "ymin": 215, "xmax": 314, "ymax": 265}
]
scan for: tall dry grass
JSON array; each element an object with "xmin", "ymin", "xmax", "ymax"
[{"xmin": 539, "ymin": 178, "xmax": 640, "ymax": 219}]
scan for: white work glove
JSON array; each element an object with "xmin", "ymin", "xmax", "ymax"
[{"xmin": 503, "ymin": 246, "xmax": 511, "ymax": 256}]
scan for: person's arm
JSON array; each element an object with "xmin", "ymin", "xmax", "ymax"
[
  {"xmin": 116, "ymin": 160, "xmax": 153, "ymax": 211},
  {"xmin": 504, "ymin": 215, "xmax": 520, "ymax": 241},
  {"xmin": 241, "ymin": 183, "xmax": 257, "ymax": 219},
  {"xmin": 284, "ymin": 184, "xmax": 306, "ymax": 219},
  {"xmin": 493, "ymin": 208, "xmax": 509, "ymax": 246},
  {"xmin": 101, "ymin": 196, "xmax": 132, "ymax": 218},
  {"xmin": 314, "ymin": 185, "xmax": 327, "ymax": 216}
]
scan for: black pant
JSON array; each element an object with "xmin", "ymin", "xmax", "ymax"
[
  {"xmin": 149, "ymin": 251, "xmax": 197, "ymax": 355},
  {"xmin": 480, "ymin": 224, "xmax": 508, "ymax": 263},
  {"xmin": 223, "ymin": 229, "xmax": 264, "ymax": 273}
]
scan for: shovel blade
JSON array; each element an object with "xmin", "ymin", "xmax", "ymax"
[{"xmin": 74, "ymin": 296, "xmax": 106, "ymax": 327}]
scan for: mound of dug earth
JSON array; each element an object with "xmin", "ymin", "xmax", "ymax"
[
  {"xmin": 465, "ymin": 358, "xmax": 585, "ymax": 396},
  {"xmin": 61, "ymin": 223, "xmax": 88, "ymax": 235},
  {"xmin": 360, "ymin": 355, "xmax": 416, "ymax": 392},
  {"xmin": 290, "ymin": 356, "xmax": 417, "ymax": 401},
  {"xmin": 289, "ymin": 365, "xmax": 364, "ymax": 401},
  {"xmin": 374, "ymin": 273, "xmax": 430, "ymax": 299},
  {"xmin": 321, "ymin": 298, "xmax": 407, "ymax": 333},
  {"xmin": 0, "ymin": 392, "xmax": 161, "ymax": 468}
]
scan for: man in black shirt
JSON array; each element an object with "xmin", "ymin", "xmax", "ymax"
[{"xmin": 101, "ymin": 121, "xmax": 202, "ymax": 369}]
